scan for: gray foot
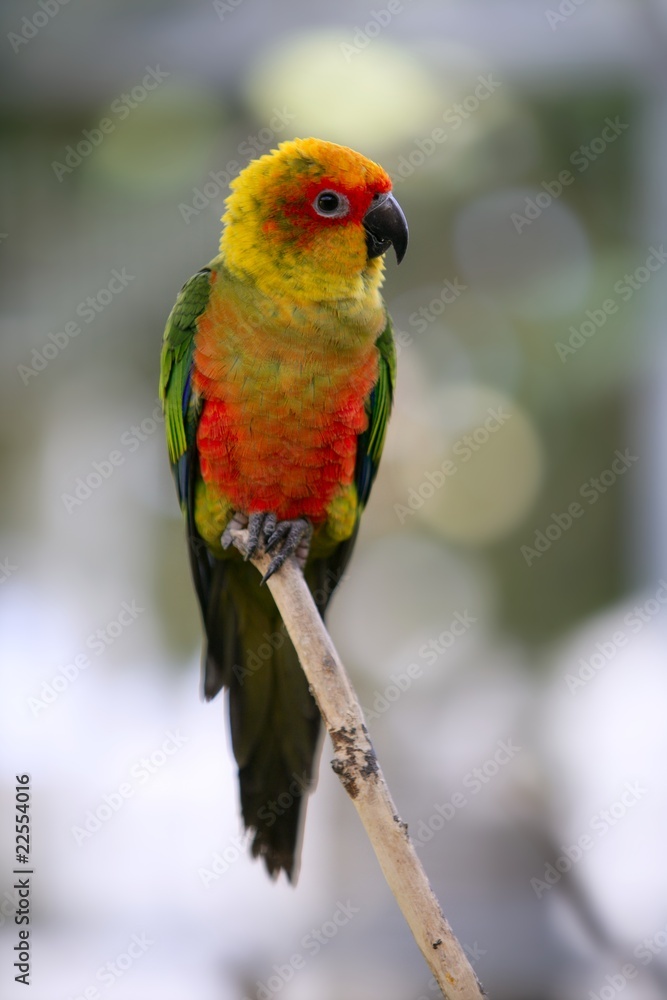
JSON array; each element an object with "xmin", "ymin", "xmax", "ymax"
[{"xmin": 245, "ymin": 513, "xmax": 312, "ymax": 583}]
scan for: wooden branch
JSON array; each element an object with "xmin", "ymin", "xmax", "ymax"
[{"xmin": 231, "ymin": 530, "xmax": 486, "ymax": 1000}]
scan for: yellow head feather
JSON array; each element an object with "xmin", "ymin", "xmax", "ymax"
[{"xmin": 219, "ymin": 138, "xmax": 392, "ymax": 304}]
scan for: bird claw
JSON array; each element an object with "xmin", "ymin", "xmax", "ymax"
[
  {"xmin": 221, "ymin": 511, "xmax": 249, "ymax": 550},
  {"xmin": 222, "ymin": 512, "xmax": 312, "ymax": 581},
  {"xmin": 244, "ymin": 511, "xmax": 268, "ymax": 560},
  {"xmin": 261, "ymin": 517, "xmax": 312, "ymax": 583},
  {"xmin": 265, "ymin": 521, "xmax": 291, "ymax": 551}
]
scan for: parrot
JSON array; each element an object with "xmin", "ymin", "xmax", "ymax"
[{"xmin": 159, "ymin": 137, "xmax": 408, "ymax": 881}]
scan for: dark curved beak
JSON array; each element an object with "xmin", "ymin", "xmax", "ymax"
[{"xmin": 363, "ymin": 192, "xmax": 408, "ymax": 264}]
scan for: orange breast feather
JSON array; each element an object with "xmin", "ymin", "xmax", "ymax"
[{"xmin": 192, "ymin": 286, "xmax": 379, "ymax": 522}]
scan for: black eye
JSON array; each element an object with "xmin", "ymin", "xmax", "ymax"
[
  {"xmin": 317, "ymin": 192, "xmax": 339, "ymax": 213},
  {"xmin": 313, "ymin": 189, "xmax": 349, "ymax": 218}
]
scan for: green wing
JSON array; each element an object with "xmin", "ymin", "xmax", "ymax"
[
  {"xmin": 159, "ymin": 267, "xmax": 212, "ymax": 493},
  {"xmin": 355, "ymin": 313, "xmax": 397, "ymax": 508},
  {"xmin": 159, "ymin": 265, "xmax": 220, "ymax": 643},
  {"xmin": 307, "ymin": 313, "xmax": 396, "ymax": 611}
]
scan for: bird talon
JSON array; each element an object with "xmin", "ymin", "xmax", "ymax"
[
  {"xmin": 227, "ymin": 513, "xmax": 312, "ymax": 578},
  {"xmin": 265, "ymin": 525, "xmax": 290, "ymax": 552},
  {"xmin": 262, "ymin": 513, "xmax": 277, "ymax": 541},
  {"xmin": 245, "ymin": 511, "xmax": 268, "ymax": 560},
  {"xmin": 257, "ymin": 516, "xmax": 312, "ymax": 580},
  {"xmin": 221, "ymin": 511, "xmax": 249, "ymax": 551},
  {"xmin": 260, "ymin": 553, "xmax": 286, "ymax": 585}
]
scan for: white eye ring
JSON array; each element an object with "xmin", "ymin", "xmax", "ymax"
[{"xmin": 312, "ymin": 189, "xmax": 350, "ymax": 218}]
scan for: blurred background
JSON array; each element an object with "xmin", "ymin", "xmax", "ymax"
[{"xmin": 1, "ymin": 0, "xmax": 667, "ymax": 997}]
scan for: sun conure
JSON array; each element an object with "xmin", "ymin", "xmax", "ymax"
[{"xmin": 159, "ymin": 137, "xmax": 408, "ymax": 880}]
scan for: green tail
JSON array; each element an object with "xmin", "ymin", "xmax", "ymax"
[{"xmin": 202, "ymin": 557, "xmax": 321, "ymax": 881}]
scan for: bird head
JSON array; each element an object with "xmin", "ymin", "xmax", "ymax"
[{"xmin": 220, "ymin": 137, "xmax": 408, "ymax": 303}]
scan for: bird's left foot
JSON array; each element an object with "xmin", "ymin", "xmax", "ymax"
[{"xmin": 245, "ymin": 513, "xmax": 312, "ymax": 583}]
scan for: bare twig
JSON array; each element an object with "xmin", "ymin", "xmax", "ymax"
[{"xmin": 231, "ymin": 530, "xmax": 486, "ymax": 1000}]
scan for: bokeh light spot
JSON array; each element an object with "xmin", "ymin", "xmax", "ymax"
[
  {"xmin": 243, "ymin": 31, "xmax": 442, "ymax": 153},
  {"xmin": 394, "ymin": 382, "xmax": 543, "ymax": 544}
]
